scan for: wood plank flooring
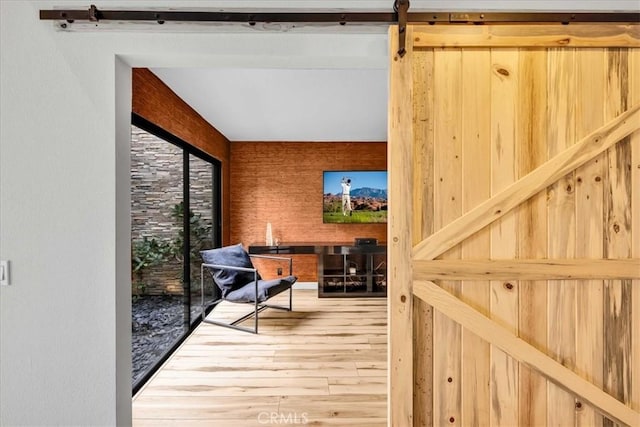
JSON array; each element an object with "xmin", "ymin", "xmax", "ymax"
[{"xmin": 132, "ymin": 289, "xmax": 387, "ymax": 426}]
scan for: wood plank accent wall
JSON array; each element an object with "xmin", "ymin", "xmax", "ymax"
[
  {"xmin": 230, "ymin": 141, "xmax": 387, "ymax": 281},
  {"xmin": 132, "ymin": 68, "xmax": 231, "ymax": 244},
  {"xmin": 389, "ymin": 24, "xmax": 640, "ymax": 427}
]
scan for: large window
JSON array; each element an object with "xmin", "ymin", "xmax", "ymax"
[
  {"xmin": 130, "ymin": 115, "xmax": 221, "ymax": 393},
  {"xmin": 189, "ymin": 154, "xmax": 218, "ymax": 324}
]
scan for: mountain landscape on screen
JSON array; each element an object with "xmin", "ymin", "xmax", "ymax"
[{"xmin": 323, "ymin": 171, "xmax": 387, "ymax": 224}]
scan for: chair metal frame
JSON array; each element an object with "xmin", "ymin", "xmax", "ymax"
[{"xmin": 200, "ymin": 254, "xmax": 293, "ymax": 334}]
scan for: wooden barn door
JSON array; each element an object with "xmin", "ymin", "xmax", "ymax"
[{"xmin": 388, "ymin": 25, "xmax": 640, "ymax": 426}]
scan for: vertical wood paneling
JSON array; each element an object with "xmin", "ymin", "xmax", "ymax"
[
  {"xmin": 461, "ymin": 49, "xmax": 491, "ymax": 427},
  {"xmin": 516, "ymin": 48, "xmax": 548, "ymax": 426},
  {"xmin": 413, "ymin": 296, "xmax": 432, "ymax": 427},
  {"xmin": 412, "ymin": 50, "xmax": 435, "ymax": 246},
  {"xmin": 630, "ymin": 48, "xmax": 640, "ymax": 414},
  {"xmin": 489, "ymin": 48, "xmax": 520, "ymax": 427},
  {"xmin": 412, "ymin": 48, "xmax": 434, "ymax": 427},
  {"xmin": 603, "ymin": 49, "xmax": 633, "ymax": 427},
  {"xmin": 546, "ymin": 48, "xmax": 577, "ymax": 426},
  {"xmin": 397, "ymin": 26, "xmax": 638, "ymax": 427},
  {"xmin": 432, "ymin": 48, "xmax": 463, "ymax": 426},
  {"xmin": 575, "ymin": 48, "xmax": 606, "ymax": 427},
  {"xmin": 388, "ymin": 25, "xmax": 414, "ymax": 427}
]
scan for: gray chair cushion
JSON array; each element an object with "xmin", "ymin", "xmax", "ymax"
[
  {"xmin": 224, "ymin": 275, "xmax": 297, "ymax": 303},
  {"xmin": 201, "ymin": 244, "xmax": 261, "ymax": 297}
]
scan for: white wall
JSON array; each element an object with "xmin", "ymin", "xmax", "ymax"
[{"xmin": 1, "ymin": 0, "xmax": 637, "ymax": 425}]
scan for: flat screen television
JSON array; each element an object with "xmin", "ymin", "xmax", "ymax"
[{"xmin": 323, "ymin": 170, "xmax": 388, "ymax": 224}]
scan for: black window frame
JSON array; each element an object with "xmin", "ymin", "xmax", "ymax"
[{"xmin": 130, "ymin": 112, "xmax": 222, "ymax": 395}]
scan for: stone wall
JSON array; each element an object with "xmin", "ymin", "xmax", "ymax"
[
  {"xmin": 132, "ymin": 68, "xmax": 231, "ymax": 245},
  {"xmin": 131, "ymin": 125, "xmax": 214, "ymax": 295}
]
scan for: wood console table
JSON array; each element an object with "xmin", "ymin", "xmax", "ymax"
[{"xmin": 248, "ymin": 243, "xmax": 387, "ymax": 298}]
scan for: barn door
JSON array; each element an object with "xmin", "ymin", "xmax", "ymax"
[{"xmin": 388, "ymin": 24, "xmax": 640, "ymax": 426}]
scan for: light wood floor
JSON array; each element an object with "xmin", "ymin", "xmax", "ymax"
[{"xmin": 132, "ymin": 289, "xmax": 388, "ymax": 426}]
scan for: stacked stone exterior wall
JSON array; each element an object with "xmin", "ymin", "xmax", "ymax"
[{"xmin": 131, "ymin": 125, "xmax": 214, "ymax": 295}]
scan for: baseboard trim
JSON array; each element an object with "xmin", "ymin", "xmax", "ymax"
[{"xmin": 293, "ymin": 281, "xmax": 318, "ymax": 290}]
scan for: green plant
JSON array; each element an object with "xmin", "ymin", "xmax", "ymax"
[
  {"xmin": 131, "ymin": 236, "xmax": 172, "ymax": 296},
  {"xmin": 130, "ymin": 203, "xmax": 212, "ymax": 296},
  {"xmin": 132, "ymin": 281, "xmax": 147, "ymax": 301},
  {"xmin": 132, "ymin": 236, "xmax": 172, "ymax": 274},
  {"xmin": 168, "ymin": 201, "xmax": 212, "ymax": 262}
]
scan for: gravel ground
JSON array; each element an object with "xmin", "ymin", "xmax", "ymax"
[{"xmin": 132, "ymin": 295, "xmax": 201, "ymax": 386}]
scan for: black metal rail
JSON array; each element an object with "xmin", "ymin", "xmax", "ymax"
[
  {"xmin": 39, "ymin": 6, "xmax": 640, "ymax": 25},
  {"xmin": 39, "ymin": 4, "xmax": 639, "ymax": 57}
]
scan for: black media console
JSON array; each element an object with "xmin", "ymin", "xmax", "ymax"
[{"xmin": 247, "ymin": 243, "xmax": 387, "ymax": 298}]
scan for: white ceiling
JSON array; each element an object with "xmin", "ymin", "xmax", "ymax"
[
  {"xmin": 148, "ymin": 0, "xmax": 638, "ymax": 143},
  {"xmin": 151, "ymin": 67, "xmax": 388, "ymax": 142}
]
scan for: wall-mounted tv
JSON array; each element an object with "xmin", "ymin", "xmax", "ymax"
[{"xmin": 323, "ymin": 170, "xmax": 388, "ymax": 224}]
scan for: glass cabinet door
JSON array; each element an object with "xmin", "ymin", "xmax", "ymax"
[{"xmin": 318, "ymin": 246, "xmax": 387, "ymax": 298}]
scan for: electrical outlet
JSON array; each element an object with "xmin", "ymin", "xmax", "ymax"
[{"xmin": 277, "ymin": 267, "xmax": 282, "ymax": 276}]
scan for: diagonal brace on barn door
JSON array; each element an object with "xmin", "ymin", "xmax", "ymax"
[
  {"xmin": 413, "ymin": 279, "xmax": 640, "ymax": 427},
  {"xmin": 412, "ymin": 103, "xmax": 640, "ymax": 261}
]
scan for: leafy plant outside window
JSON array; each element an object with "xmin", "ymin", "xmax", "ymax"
[{"xmin": 131, "ymin": 202, "xmax": 212, "ymax": 296}]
